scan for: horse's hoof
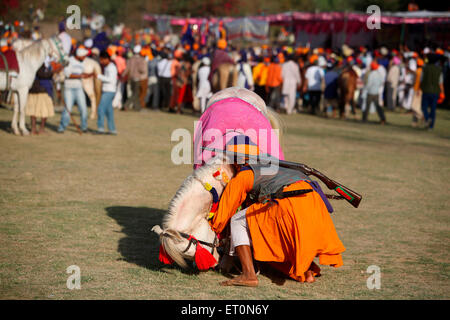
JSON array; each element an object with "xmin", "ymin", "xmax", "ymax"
[
  {"xmin": 13, "ymin": 129, "xmax": 21, "ymax": 136},
  {"xmin": 21, "ymin": 130, "xmax": 30, "ymax": 136}
]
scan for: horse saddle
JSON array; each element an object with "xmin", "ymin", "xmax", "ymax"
[{"xmin": 0, "ymin": 50, "xmax": 20, "ymax": 73}]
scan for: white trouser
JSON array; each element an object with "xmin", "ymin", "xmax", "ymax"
[{"xmin": 229, "ymin": 208, "xmax": 252, "ymax": 256}]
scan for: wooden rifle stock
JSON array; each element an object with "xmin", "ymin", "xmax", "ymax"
[{"xmin": 271, "ymin": 160, "xmax": 362, "ymax": 208}]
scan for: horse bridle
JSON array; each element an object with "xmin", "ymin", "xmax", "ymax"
[
  {"xmin": 50, "ymin": 36, "xmax": 67, "ymax": 65},
  {"xmin": 179, "ymin": 231, "xmax": 218, "ymax": 255},
  {"xmin": 177, "ymin": 171, "xmax": 229, "ymax": 256}
]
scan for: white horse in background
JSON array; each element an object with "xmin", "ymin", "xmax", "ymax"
[
  {"xmin": 0, "ymin": 38, "xmax": 68, "ymax": 135},
  {"xmin": 152, "ymin": 158, "xmax": 235, "ymax": 268}
]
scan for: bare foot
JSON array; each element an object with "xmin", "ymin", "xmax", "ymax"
[
  {"xmin": 309, "ymin": 261, "xmax": 321, "ymax": 277},
  {"xmin": 220, "ymin": 274, "xmax": 258, "ymax": 287},
  {"xmin": 305, "ymin": 270, "xmax": 315, "ymax": 283}
]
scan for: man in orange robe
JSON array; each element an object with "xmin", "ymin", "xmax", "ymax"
[{"xmin": 209, "ymin": 163, "xmax": 346, "ymax": 287}]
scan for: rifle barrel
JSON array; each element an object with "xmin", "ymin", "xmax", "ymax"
[{"xmin": 201, "ymin": 147, "xmax": 362, "ymax": 208}]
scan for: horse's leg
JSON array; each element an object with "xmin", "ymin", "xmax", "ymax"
[
  {"xmin": 337, "ymin": 97, "xmax": 345, "ymax": 119},
  {"xmin": 211, "ymin": 71, "xmax": 219, "ymax": 93},
  {"xmin": 350, "ymin": 99, "xmax": 357, "ymax": 119},
  {"xmin": 230, "ymin": 68, "xmax": 238, "ymax": 88},
  {"xmin": 11, "ymin": 92, "xmax": 20, "ymax": 135},
  {"xmin": 18, "ymin": 88, "xmax": 30, "ymax": 135},
  {"xmin": 219, "ymin": 65, "xmax": 228, "ymax": 90},
  {"xmin": 84, "ymin": 84, "xmax": 97, "ymax": 120}
]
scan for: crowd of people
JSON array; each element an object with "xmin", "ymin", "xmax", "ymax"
[{"xmin": 1, "ymin": 17, "xmax": 449, "ymax": 135}]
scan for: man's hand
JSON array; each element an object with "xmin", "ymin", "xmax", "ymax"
[{"xmin": 82, "ymin": 73, "xmax": 94, "ymax": 79}]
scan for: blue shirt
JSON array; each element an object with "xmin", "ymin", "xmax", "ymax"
[{"xmin": 324, "ymin": 70, "xmax": 339, "ymax": 99}]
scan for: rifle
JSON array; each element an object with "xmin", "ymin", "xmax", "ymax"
[
  {"xmin": 257, "ymin": 189, "xmax": 313, "ymax": 204},
  {"xmin": 63, "ymin": 102, "xmax": 82, "ymax": 135},
  {"xmin": 201, "ymin": 147, "xmax": 362, "ymax": 208}
]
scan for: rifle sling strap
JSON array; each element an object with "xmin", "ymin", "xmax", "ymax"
[{"xmin": 325, "ymin": 194, "xmax": 345, "ymax": 200}]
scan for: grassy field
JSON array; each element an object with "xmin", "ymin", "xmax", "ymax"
[{"xmin": 0, "ymin": 105, "xmax": 449, "ymax": 300}]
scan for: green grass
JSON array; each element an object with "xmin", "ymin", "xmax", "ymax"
[{"xmin": 0, "ymin": 105, "xmax": 449, "ymax": 299}]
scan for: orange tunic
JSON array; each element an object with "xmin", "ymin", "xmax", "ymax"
[
  {"xmin": 266, "ymin": 63, "xmax": 283, "ymax": 88},
  {"xmin": 209, "ymin": 169, "xmax": 346, "ymax": 282}
]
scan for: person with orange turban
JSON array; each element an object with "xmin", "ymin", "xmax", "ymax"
[
  {"xmin": 411, "ymin": 58, "xmax": 424, "ymax": 127},
  {"xmin": 362, "ymin": 61, "xmax": 386, "ymax": 124},
  {"xmin": 209, "ymin": 139, "xmax": 345, "ymax": 286},
  {"xmin": 309, "ymin": 54, "xmax": 319, "ymax": 65},
  {"xmin": 106, "ymin": 45, "xmax": 117, "ymax": 58},
  {"xmin": 304, "ymin": 54, "xmax": 324, "ymax": 114},
  {"xmin": 217, "ymin": 39, "xmax": 227, "ymax": 50},
  {"xmin": 122, "ymin": 45, "xmax": 148, "ymax": 111},
  {"xmin": 370, "ymin": 61, "xmax": 379, "ymax": 70},
  {"xmin": 253, "ymin": 56, "xmax": 270, "ymax": 103},
  {"xmin": 265, "ymin": 56, "xmax": 283, "ymax": 109},
  {"xmin": 209, "ymin": 40, "xmax": 236, "ymax": 92},
  {"xmin": 435, "ymin": 48, "xmax": 444, "ymax": 55}
]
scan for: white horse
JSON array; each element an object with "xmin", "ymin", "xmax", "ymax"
[
  {"xmin": 152, "ymin": 88, "xmax": 285, "ymax": 270},
  {"xmin": 0, "ymin": 37, "xmax": 68, "ymax": 135},
  {"xmin": 152, "ymin": 158, "xmax": 235, "ymax": 269},
  {"xmin": 11, "ymin": 39, "xmax": 34, "ymax": 52}
]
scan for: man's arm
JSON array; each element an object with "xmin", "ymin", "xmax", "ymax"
[
  {"xmin": 97, "ymin": 64, "xmax": 117, "ymax": 83},
  {"xmin": 209, "ymin": 169, "xmax": 254, "ymax": 234}
]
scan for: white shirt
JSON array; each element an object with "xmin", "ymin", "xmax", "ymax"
[
  {"xmin": 157, "ymin": 58, "xmax": 172, "ymax": 78},
  {"xmin": 64, "ymin": 56, "xmax": 84, "ymax": 88},
  {"xmin": 365, "ymin": 69, "xmax": 384, "ymax": 95},
  {"xmin": 377, "ymin": 65, "xmax": 387, "ymax": 83},
  {"xmin": 196, "ymin": 65, "xmax": 212, "ymax": 99},
  {"xmin": 305, "ymin": 65, "xmax": 325, "ymax": 91},
  {"xmin": 236, "ymin": 62, "xmax": 254, "ymax": 89},
  {"xmin": 97, "ymin": 62, "xmax": 118, "ymax": 92}
]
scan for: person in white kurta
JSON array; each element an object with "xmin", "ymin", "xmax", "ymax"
[
  {"xmin": 377, "ymin": 63, "xmax": 387, "ymax": 107},
  {"xmin": 196, "ymin": 57, "xmax": 212, "ymax": 113},
  {"xmin": 281, "ymin": 56, "xmax": 301, "ymax": 114},
  {"xmin": 236, "ymin": 52, "xmax": 254, "ymax": 91},
  {"xmin": 401, "ymin": 59, "xmax": 417, "ymax": 111}
]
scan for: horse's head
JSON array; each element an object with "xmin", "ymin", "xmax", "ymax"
[
  {"xmin": 46, "ymin": 36, "xmax": 69, "ymax": 66},
  {"xmin": 152, "ymin": 157, "xmax": 235, "ymax": 269}
]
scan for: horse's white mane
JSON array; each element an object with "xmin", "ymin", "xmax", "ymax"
[
  {"xmin": 206, "ymin": 87, "xmax": 267, "ymax": 113},
  {"xmin": 154, "ymin": 159, "xmax": 226, "ymax": 268},
  {"xmin": 11, "ymin": 38, "xmax": 34, "ymax": 52},
  {"xmin": 17, "ymin": 39, "xmax": 47, "ymax": 62},
  {"xmin": 165, "ymin": 160, "xmax": 221, "ymax": 229}
]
